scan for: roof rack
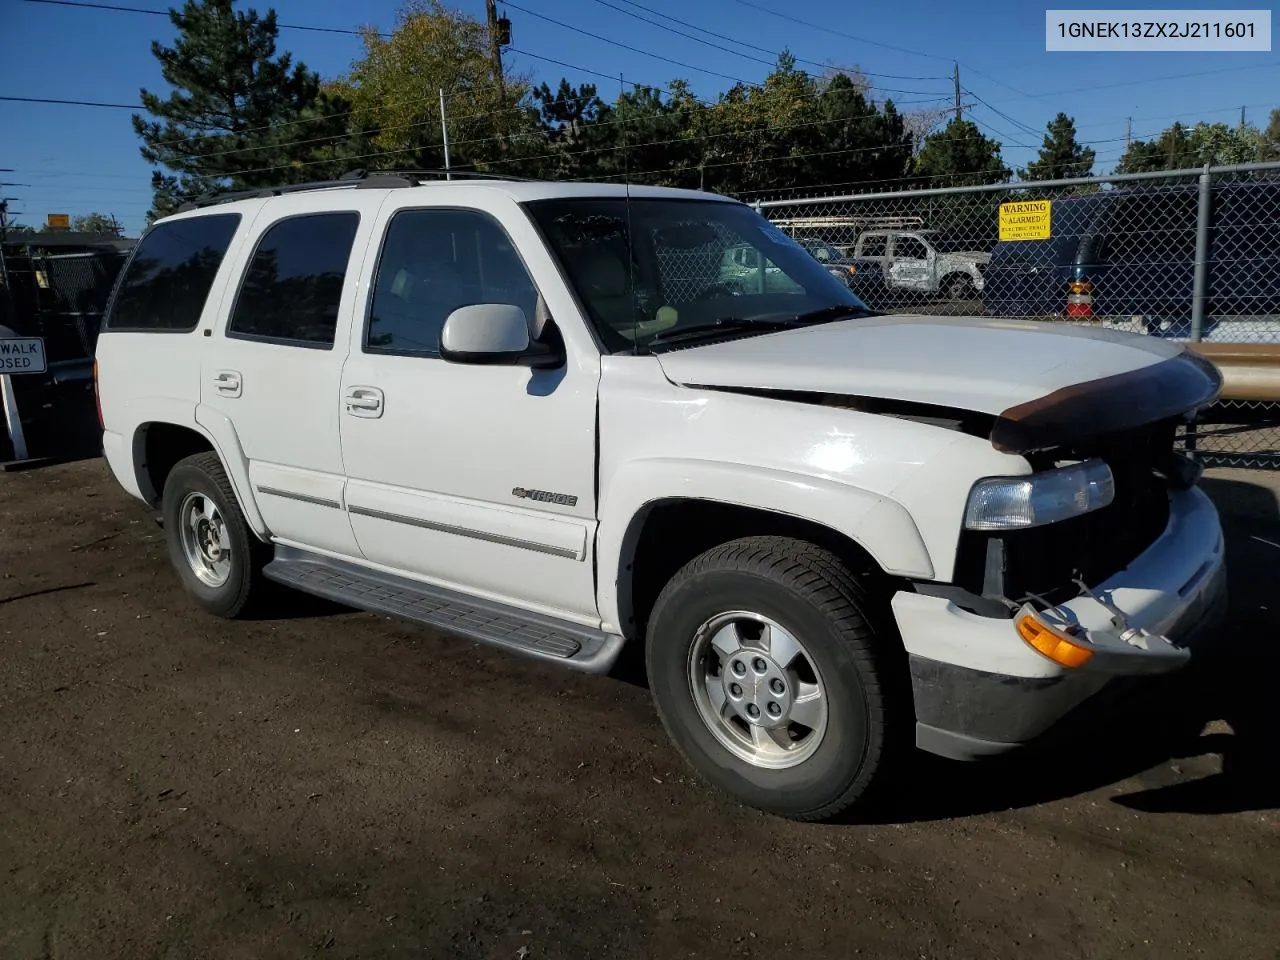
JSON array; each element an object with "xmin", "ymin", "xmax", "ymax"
[
  {"xmin": 359, "ymin": 168, "xmax": 535, "ymax": 184},
  {"xmin": 175, "ymin": 167, "xmax": 535, "ymax": 212}
]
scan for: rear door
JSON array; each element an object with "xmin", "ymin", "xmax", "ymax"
[{"xmin": 199, "ymin": 192, "xmax": 386, "ymax": 556}]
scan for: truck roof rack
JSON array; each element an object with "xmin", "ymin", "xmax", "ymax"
[
  {"xmin": 356, "ymin": 168, "xmax": 534, "ymax": 184},
  {"xmin": 175, "ymin": 167, "xmax": 535, "ymax": 212}
]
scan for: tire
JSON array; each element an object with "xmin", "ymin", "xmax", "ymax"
[
  {"xmin": 161, "ymin": 451, "xmax": 271, "ymax": 619},
  {"xmin": 645, "ymin": 536, "xmax": 906, "ymax": 821},
  {"xmin": 944, "ymin": 274, "xmax": 976, "ymax": 301}
]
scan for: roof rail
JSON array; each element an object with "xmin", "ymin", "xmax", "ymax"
[
  {"xmin": 172, "ymin": 167, "xmax": 537, "ymax": 212},
  {"xmin": 350, "ymin": 168, "xmax": 536, "ymax": 184}
]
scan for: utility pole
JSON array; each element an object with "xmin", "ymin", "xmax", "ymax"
[
  {"xmin": 1125, "ymin": 116, "xmax": 1132, "ymax": 148},
  {"xmin": 952, "ymin": 63, "xmax": 961, "ymax": 122},
  {"xmin": 485, "ymin": 0, "xmax": 506, "ymax": 102},
  {"xmin": 1240, "ymin": 104, "xmax": 1247, "ymax": 129}
]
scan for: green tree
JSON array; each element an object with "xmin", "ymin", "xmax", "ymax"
[
  {"xmin": 511, "ymin": 79, "xmax": 614, "ymax": 181},
  {"xmin": 133, "ymin": 0, "xmax": 356, "ymax": 220},
  {"xmin": 1260, "ymin": 108, "xmax": 1280, "ymax": 160},
  {"xmin": 1116, "ymin": 120, "xmax": 1262, "ymax": 173},
  {"xmin": 1019, "ymin": 112, "xmax": 1095, "ymax": 180},
  {"xmin": 330, "ymin": 0, "xmax": 531, "ymax": 173},
  {"xmin": 1187, "ymin": 121, "xmax": 1262, "ymax": 164},
  {"xmin": 912, "ymin": 118, "xmax": 1009, "ymax": 186},
  {"xmin": 71, "ymin": 212, "xmax": 124, "ymax": 236}
]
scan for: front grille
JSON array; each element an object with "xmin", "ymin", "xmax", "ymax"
[{"xmin": 953, "ymin": 420, "xmax": 1177, "ymax": 606}]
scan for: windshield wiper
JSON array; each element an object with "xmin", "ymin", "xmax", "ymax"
[
  {"xmin": 788, "ymin": 304, "xmax": 878, "ymax": 324},
  {"xmin": 645, "ymin": 316, "xmax": 799, "ymax": 347}
]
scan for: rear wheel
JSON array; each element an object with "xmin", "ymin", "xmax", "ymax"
[
  {"xmin": 645, "ymin": 536, "xmax": 906, "ymax": 821},
  {"xmin": 162, "ymin": 452, "xmax": 270, "ymax": 618}
]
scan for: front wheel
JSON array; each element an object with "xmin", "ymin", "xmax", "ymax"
[{"xmin": 645, "ymin": 537, "xmax": 906, "ymax": 821}]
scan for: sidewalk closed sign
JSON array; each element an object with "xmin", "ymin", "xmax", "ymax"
[
  {"xmin": 998, "ymin": 200, "xmax": 1052, "ymax": 241},
  {"xmin": 0, "ymin": 338, "xmax": 47, "ymax": 374}
]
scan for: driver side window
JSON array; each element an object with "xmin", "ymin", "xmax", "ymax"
[
  {"xmin": 366, "ymin": 208, "xmax": 539, "ymax": 357},
  {"xmin": 894, "ymin": 236, "xmax": 930, "ymax": 261}
]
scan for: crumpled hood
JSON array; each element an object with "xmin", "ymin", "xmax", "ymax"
[
  {"xmin": 654, "ymin": 315, "xmax": 1179, "ymax": 414},
  {"xmin": 654, "ymin": 315, "xmax": 1221, "ymax": 450}
]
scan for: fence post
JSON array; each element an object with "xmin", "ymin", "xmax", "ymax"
[{"xmin": 1190, "ymin": 162, "xmax": 1213, "ymax": 342}]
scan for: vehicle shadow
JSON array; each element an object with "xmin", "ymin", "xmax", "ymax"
[{"xmin": 846, "ymin": 474, "xmax": 1280, "ymax": 825}]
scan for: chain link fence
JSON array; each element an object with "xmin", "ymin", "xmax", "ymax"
[{"xmin": 754, "ymin": 161, "xmax": 1280, "ymax": 467}]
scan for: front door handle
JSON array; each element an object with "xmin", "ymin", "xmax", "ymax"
[
  {"xmin": 213, "ymin": 370, "xmax": 242, "ymax": 397},
  {"xmin": 345, "ymin": 386, "xmax": 384, "ymax": 418}
]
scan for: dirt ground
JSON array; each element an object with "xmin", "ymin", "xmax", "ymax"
[{"xmin": 1, "ymin": 459, "xmax": 1277, "ymax": 960}]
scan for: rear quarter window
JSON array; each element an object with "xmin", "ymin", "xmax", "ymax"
[
  {"xmin": 105, "ymin": 213, "xmax": 241, "ymax": 332},
  {"xmin": 1097, "ymin": 186, "xmax": 1198, "ymax": 263}
]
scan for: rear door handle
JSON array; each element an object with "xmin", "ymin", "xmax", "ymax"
[
  {"xmin": 345, "ymin": 386, "xmax": 384, "ymax": 418},
  {"xmin": 213, "ymin": 370, "xmax": 242, "ymax": 397}
]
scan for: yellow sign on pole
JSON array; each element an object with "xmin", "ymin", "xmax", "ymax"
[
  {"xmin": 46, "ymin": 213, "xmax": 70, "ymax": 230},
  {"xmin": 998, "ymin": 200, "xmax": 1051, "ymax": 241}
]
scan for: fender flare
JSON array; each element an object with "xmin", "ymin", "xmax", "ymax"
[
  {"xmin": 595, "ymin": 457, "xmax": 934, "ymax": 632},
  {"xmin": 193, "ymin": 404, "xmax": 269, "ymax": 538},
  {"xmin": 127, "ymin": 400, "xmax": 268, "ymax": 539}
]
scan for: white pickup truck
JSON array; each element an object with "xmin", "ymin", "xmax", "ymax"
[
  {"xmin": 853, "ymin": 229, "xmax": 990, "ymax": 300},
  {"xmin": 94, "ymin": 171, "xmax": 1227, "ymax": 821}
]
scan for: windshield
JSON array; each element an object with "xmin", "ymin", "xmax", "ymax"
[{"xmin": 522, "ymin": 197, "xmax": 873, "ymax": 353}]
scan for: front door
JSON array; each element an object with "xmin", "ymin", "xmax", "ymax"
[
  {"xmin": 199, "ymin": 194, "xmax": 384, "ymax": 557},
  {"xmin": 888, "ymin": 233, "xmax": 934, "ymax": 292},
  {"xmin": 338, "ymin": 198, "xmax": 601, "ymax": 623}
]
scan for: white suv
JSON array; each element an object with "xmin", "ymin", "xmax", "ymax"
[{"xmin": 95, "ymin": 171, "xmax": 1227, "ymax": 821}]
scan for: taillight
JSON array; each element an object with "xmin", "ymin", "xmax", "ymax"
[
  {"xmin": 1066, "ymin": 278, "xmax": 1093, "ymax": 318},
  {"xmin": 92, "ymin": 359, "xmax": 104, "ymax": 429}
]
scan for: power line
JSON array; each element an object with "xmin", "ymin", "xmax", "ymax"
[
  {"xmin": 20, "ymin": 0, "xmax": 390, "ymax": 38},
  {"xmin": 984, "ymin": 60, "xmax": 1280, "ymax": 106},
  {"xmin": 727, "ymin": 0, "xmax": 953, "ymax": 63},
  {"xmin": 963, "ymin": 89, "xmax": 1045, "ymax": 140},
  {"xmin": 0, "ymin": 95, "xmax": 137, "ymax": 109},
  {"xmin": 586, "ymin": 0, "xmax": 949, "ymax": 86},
  {"xmin": 724, "ymin": 0, "xmax": 1280, "ymax": 111},
  {"xmin": 501, "ymin": 2, "xmax": 754, "ymax": 86}
]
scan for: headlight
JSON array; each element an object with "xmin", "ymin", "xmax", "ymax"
[{"xmin": 963, "ymin": 459, "xmax": 1115, "ymax": 531}]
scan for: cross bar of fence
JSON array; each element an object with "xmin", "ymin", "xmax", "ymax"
[{"xmin": 753, "ymin": 159, "xmax": 1280, "ymax": 209}]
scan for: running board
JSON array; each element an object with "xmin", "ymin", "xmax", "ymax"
[{"xmin": 263, "ymin": 546, "xmax": 625, "ymax": 674}]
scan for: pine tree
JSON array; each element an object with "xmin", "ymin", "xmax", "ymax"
[
  {"xmin": 132, "ymin": 0, "xmax": 356, "ymax": 220},
  {"xmin": 1020, "ymin": 112, "xmax": 1095, "ymax": 180},
  {"xmin": 913, "ymin": 118, "xmax": 1010, "ymax": 187}
]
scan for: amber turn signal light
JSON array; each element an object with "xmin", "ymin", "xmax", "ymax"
[{"xmin": 1016, "ymin": 613, "xmax": 1094, "ymax": 668}]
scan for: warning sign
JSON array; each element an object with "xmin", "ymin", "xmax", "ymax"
[
  {"xmin": 46, "ymin": 213, "xmax": 70, "ymax": 230},
  {"xmin": 998, "ymin": 200, "xmax": 1052, "ymax": 241}
]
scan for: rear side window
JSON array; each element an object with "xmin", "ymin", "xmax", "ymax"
[
  {"xmin": 1100, "ymin": 187, "xmax": 1198, "ymax": 263},
  {"xmin": 105, "ymin": 213, "xmax": 240, "ymax": 331},
  {"xmin": 228, "ymin": 212, "xmax": 360, "ymax": 347},
  {"xmin": 860, "ymin": 234, "xmax": 888, "ymax": 258}
]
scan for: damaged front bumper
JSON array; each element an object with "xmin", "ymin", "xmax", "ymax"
[{"xmin": 892, "ymin": 485, "xmax": 1227, "ymax": 761}]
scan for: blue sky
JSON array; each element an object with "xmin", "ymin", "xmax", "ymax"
[{"xmin": 2, "ymin": 0, "xmax": 1277, "ymax": 236}]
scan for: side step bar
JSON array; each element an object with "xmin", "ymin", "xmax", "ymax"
[{"xmin": 263, "ymin": 546, "xmax": 626, "ymax": 674}]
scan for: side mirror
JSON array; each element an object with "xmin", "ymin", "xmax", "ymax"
[{"xmin": 438, "ymin": 303, "xmax": 563, "ymax": 369}]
